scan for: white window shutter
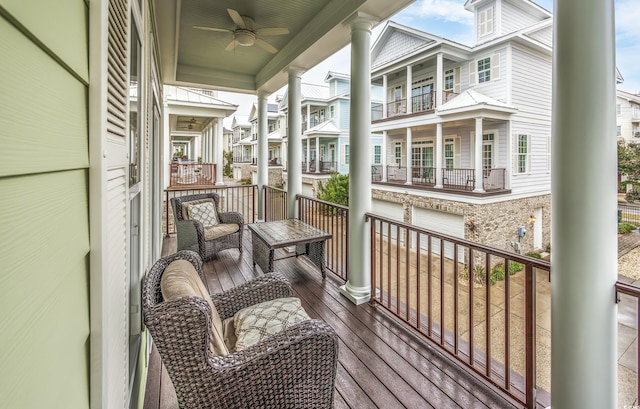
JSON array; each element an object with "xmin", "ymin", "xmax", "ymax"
[
  {"xmin": 512, "ymin": 133, "xmax": 518, "ymax": 174},
  {"xmin": 486, "ymin": 7, "xmax": 494, "ymax": 35},
  {"xmin": 478, "ymin": 10, "xmax": 486, "ymax": 37},
  {"xmin": 491, "ymin": 53, "xmax": 501, "ymax": 81},
  {"xmin": 454, "ymin": 138, "xmax": 461, "ymax": 167},
  {"xmin": 469, "ymin": 62, "xmax": 477, "ymax": 86},
  {"xmin": 454, "ymin": 67, "xmax": 461, "ymax": 93}
]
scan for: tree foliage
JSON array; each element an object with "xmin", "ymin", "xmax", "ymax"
[
  {"xmin": 618, "ymin": 140, "xmax": 640, "ymax": 181},
  {"xmin": 316, "ymin": 173, "xmax": 349, "ymax": 206},
  {"xmin": 223, "ymin": 150, "xmax": 233, "ymax": 177}
]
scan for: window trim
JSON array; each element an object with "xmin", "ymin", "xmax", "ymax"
[{"xmin": 514, "ymin": 134, "xmax": 531, "ymax": 174}]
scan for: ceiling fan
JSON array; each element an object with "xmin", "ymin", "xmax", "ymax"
[{"xmin": 193, "ymin": 8, "xmax": 289, "ymax": 54}]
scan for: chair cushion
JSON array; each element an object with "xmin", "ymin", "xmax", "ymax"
[
  {"xmin": 160, "ymin": 260, "xmax": 229, "ymax": 356},
  {"xmin": 233, "ymin": 297, "xmax": 310, "ymax": 351},
  {"xmin": 187, "ymin": 201, "xmax": 219, "ymax": 227},
  {"xmin": 181, "ymin": 198, "xmax": 215, "ymax": 221},
  {"xmin": 204, "ymin": 223, "xmax": 240, "ymax": 241}
]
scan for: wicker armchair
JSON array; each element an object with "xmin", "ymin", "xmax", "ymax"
[
  {"xmin": 142, "ymin": 250, "xmax": 339, "ymax": 409},
  {"xmin": 171, "ymin": 193, "xmax": 243, "ymax": 260}
]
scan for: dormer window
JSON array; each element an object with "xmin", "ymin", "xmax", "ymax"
[{"xmin": 478, "ymin": 6, "xmax": 494, "ymax": 37}]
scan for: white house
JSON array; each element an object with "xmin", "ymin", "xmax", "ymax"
[
  {"xmin": 369, "ymin": 0, "xmax": 554, "ymax": 254},
  {"xmin": 617, "ymin": 89, "xmax": 640, "ymax": 143},
  {"xmin": 231, "ymin": 114, "xmax": 252, "ymax": 180}
]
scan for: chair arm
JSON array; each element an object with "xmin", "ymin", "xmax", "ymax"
[
  {"xmin": 207, "ymin": 320, "xmax": 338, "ymax": 409},
  {"xmin": 210, "ymin": 272, "xmax": 292, "ymax": 320},
  {"xmin": 175, "ymin": 219, "xmax": 205, "ymax": 251},
  {"xmin": 218, "ymin": 211, "xmax": 244, "ymax": 226}
]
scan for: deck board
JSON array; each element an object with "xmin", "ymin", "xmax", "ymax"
[{"xmin": 144, "ymin": 230, "xmax": 519, "ymax": 409}]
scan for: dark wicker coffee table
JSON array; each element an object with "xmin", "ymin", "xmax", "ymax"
[{"xmin": 247, "ymin": 219, "xmax": 332, "ymax": 277}]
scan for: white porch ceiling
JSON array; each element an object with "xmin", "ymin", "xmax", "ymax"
[{"xmin": 154, "ymin": 0, "xmax": 415, "ymax": 95}]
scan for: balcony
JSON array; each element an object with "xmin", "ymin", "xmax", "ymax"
[
  {"xmin": 168, "ymin": 162, "xmax": 216, "ymax": 188},
  {"xmin": 151, "ymin": 187, "xmax": 640, "ymax": 408},
  {"xmin": 372, "ymin": 91, "xmax": 459, "ymax": 123},
  {"xmin": 372, "ymin": 166, "xmax": 508, "ymax": 195},
  {"xmin": 302, "ymin": 160, "xmax": 337, "ymax": 174}
]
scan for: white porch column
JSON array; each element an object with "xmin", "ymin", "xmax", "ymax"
[
  {"xmin": 306, "ymin": 138, "xmax": 310, "ymax": 172},
  {"xmin": 315, "ymin": 135, "xmax": 320, "ymax": 173},
  {"xmin": 287, "ymin": 67, "xmax": 304, "ymax": 219},
  {"xmin": 406, "ymin": 65, "xmax": 412, "ymax": 114},
  {"xmin": 215, "ymin": 119, "xmax": 224, "ymax": 185},
  {"xmin": 340, "ymin": 13, "xmax": 376, "ymax": 305},
  {"xmin": 473, "ymin": 117, "xmax": 484, "ymax": 193},
  {"xmin": 435, "ymin": 122, "xmax": 443, "ymax": 188},
  {"xmin": 257, "ymin": 91, "xmax": 269, "ymax": 221},
  {"xmin": 405, "ymin": 127, "xmax": 412, "ymax": 185},
  {"xmin": 552, "ymin": 0, "xmax": 617, "ymax": 407},
  {"xmin": 436, "ymin": 53, "xmax": 443, "ymax": 108},
  {"xmin": 382, "ymin": 75, "xmax": 388, "ymax": 118},
  {"xmin": 381, "ymin": 130, "xmax": 388, "ymax": 182},
  {"xmin": 306, "ymin": 104, "xmax": 311, "ymax": 130}
]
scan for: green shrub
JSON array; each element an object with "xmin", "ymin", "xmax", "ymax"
[
  {"xmin": 525, "ymin": 252, "xmax": 542, "ymax": 259},
  {"xmin": 509, "ymin": 261, "xmax": 524, "ymax": 275},
  {"xmin": 490, "ymin": 264, "xmax": 505, "ymax": 284},
  {"xmin": 317, "ymin": 173, "xmax": 349, "ymax": 206},
  {"xmin": 545, "ymin": 243, "xmax": 551, "ymax": 253},
  {"xmin": 626, "ymin": 189, "xmax": 640, "ymax": 203},
  {"xmin": 619, "ymin": 222, "xmax": 639, "ymax": 234},
  {"xmin": 240, "ymin": 177, "xmax": 252, "ymax": 185}
]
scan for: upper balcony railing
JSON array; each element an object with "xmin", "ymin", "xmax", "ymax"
[
  {"xmin": 373, "ymin": 166, "xmax": 507, "ymax": 193},
  {"xmin": 169, "ymin": 162, "xmax": 216, "ymax": 188},
  {"xmin": 372, "ymin": 90, "xmax": 459, "ymax": 122},
  {"xmin": 301, "ymin": 161, "xmax": 337, "ymax": 173},
  {"xmin": 302, "ymin": 118, "xmax": 320, "ymax": 132}
]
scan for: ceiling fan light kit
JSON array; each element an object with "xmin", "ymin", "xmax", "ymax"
[{"xmin": 193, "ymin": 8, "xmax": 289, "ymax": 54}]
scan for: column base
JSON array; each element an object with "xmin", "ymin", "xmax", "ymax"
[
  {"xmin": 473, "ymin": 188, "xmax": 485, "ymax": 193},
  {"xmin": 339, "ymin": 282, "xmax": 370, "ymax": 305},
  {"xmin": 256, "ymin": 218, "xmax": 265, "ymax": 223},
  {"xmin": 215, "ymin": 181, "xmax": 226, "ymax": 186}
]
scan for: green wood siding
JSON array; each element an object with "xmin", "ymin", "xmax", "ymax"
[
  {"xmin": 0, "ymin": 18, "xmax": 88, "ymax": 178},
  {"xmin": 0, "ymin": 171, "xmax": 90, "ymax": 408},
  {"xmin": 0, "ymin": 4, "xmax": 90, "ymax": 408},
  {"xmin": 0, "ymin": 0, "xmax": 88, "ymax": 81}
]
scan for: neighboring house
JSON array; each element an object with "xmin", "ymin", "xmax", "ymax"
[
  {"xmin": 279, "ymin": 72, "xmax": 383, "ymax": 196},
  {"xmin": 231, "ymin": 115, "xmax": 252, "ymax": 180},
  {"xmin": 223, "ymin": 127, "xmax": 234, "ymax": 153},
  {"xmin": 617, "ymin": 90, "xmax": 640, "ymax": 143},
  {"xmin": 246, "ymin": 103, "xmax": 284, "ymax": 186},
  {"xmin": 368, "ymin": 0, "xmax": 555, "ymax": 254}
]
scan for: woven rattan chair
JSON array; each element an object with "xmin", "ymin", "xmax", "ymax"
[
  {"xmin": 143, "ymin": 250, "xmax": 339, "ymax": 409},
  {"xmin": 170, "ymin": 192, "xmax": 243, "ymax": 260}
]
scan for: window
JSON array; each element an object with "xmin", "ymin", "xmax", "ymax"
[
  {"xmin": 479, "ymin": 6, "xmax": 494, "ymax": 37},
  {"xmin": 616, "ymin": 104, "xmax": 621, "ymax": 115},
  {"xmin": 482, "ymin": 134, "xmax": 494, "ymax": 169},
  {"xmin": 411, "ymin": 140, "xmax": 434, "ymax": 168},
  {"xmin": 395, "ymin": 142, "xmax": 402, "ymax": 165},
  {"xmin": 515, "ymin": 134, "xmax": 530, "ymax": 174},
  {"xmin": 344, "ymin": 144, "xmax": 350, "ymax": 165},
  {"xmin": 374, "ymin": 145, "xmax": 381, "ymax": 164},
  {"xmin": 444, "ymin": 69, "xmax": 454, "ymax": 91},
  {"xmin": 394, "ymin": 86, "xmax": 402, "ymax": 101},
  {"xmin": 478, "ymin": 57, "xmax": 491, "ymax": 83},
  {"xmin": 617, "ymin": 126, "xmax": 622, "ymax": 137},
  {"xmin": 330, "ymin": 105, "xmax": 335, "ymax": 118},
  {"xmin": 445, "ymin": 138, "xmax": 455, "ymax": 169}
]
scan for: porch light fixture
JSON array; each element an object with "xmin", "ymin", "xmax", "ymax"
[
  {"xmin": 465, "ymin": 220, "xmax": 476, "ymax": 231},
  {"xmin": 235, "ymin": 30, "xmax": 256, "ymax": 46},
  {"xmin": 528, "ymin": 214, "xmax": 536, "ymax": 225}
]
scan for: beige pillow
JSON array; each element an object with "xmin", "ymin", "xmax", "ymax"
[
  {"xmin": 160, "ymin": 259, "xmax": 229, "ymax": 356},
  {"xmin": 204, "ymin": 223, "xmax": 239, "ymax": 240},
  {"xmin": 181, "ymin": 198, "xmax": 215, "ymax": 220},
  {"xmin": 233, "ymin": 297, "xmax": 310, "ymax": 351},
  {"xmin": 187, "ymin": 201, "xmax": 219, "ymax": 226}
]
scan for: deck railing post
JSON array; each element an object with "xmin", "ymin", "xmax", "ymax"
[{"xmin": 525, "ymin": 264, "xmax": 536, "ymax": 409}]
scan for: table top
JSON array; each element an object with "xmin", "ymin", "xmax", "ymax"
[{"xmin": 247, "ymin": 219, "xmax": 332, "ymax": 248}]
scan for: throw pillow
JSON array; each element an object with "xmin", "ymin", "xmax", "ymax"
[
  {"xmin": 233, "ymin": 297, "xmax": 310, "ymax": 351},
  {"xmin": 187, "ymin": 201, "xmax": 219, "ymax": 227}
]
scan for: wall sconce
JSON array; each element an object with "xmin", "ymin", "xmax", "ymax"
[
  {"xmin": 528, "ymin": 215, "xmax": 536, "ymax": 225},
  {"xmin": 465, "ymin": 220, "xmax": 476, "ymax": 231}
]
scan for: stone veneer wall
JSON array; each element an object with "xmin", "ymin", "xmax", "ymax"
[{"xmin": 371, "ymin": 189, "xmax": 551, "ymax": 255}]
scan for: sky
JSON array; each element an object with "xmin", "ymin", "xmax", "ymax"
[{"xmin": 221, "ymin": 0, "xmax": 640, "ymax": 127}]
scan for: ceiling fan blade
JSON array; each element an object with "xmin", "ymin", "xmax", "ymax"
[
  {"xmin": 225, "ymin": 39, "xmax": 238, "ymax": 52},
  {"xmin": 227, "ymin": 9, "xmax": 246, "ymax": 28},
  {"xmin": 193, "ymin": 26, "xmax": 233, "ymax": 33},
  {"xmin": 254, "ymin": 38, "xmax": 278, "ymax": 54},
  {"xmin": 255, "ymin": 27, "xmax": 289, "ymax": 36}
]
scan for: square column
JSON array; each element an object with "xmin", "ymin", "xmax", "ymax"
[
  {"xmin": 435, "ymin": 123, "xmax": 443, "ymax": 188},
  {"xmin": 215, "ymin": 119, "xmax": 224, "ymax": 185},
  {"xmin": 404, "ymin": 127, "xmax": 412, "ymax": 185},
  {"xmin": 406, "ymin": 65, "xmax": 412, "ymax": 115},
  {"xmin": 473, "ymin": 117, "xmax": 485, "ymax": 193}
]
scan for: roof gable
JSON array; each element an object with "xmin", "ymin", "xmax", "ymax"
[{"xmin": 372, "ymin": 24, "xmax": 436, "ymax": 69}]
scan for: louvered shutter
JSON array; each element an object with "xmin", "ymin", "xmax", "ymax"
[
  {"xmin": 454, "ymin": 137, "xmax": 461, "ymax": 167},
  {"xmin": 491, "ymin": 53, "xmax": 501, "ymax": 81},
  {"xmin": 453, "ymin": 67, "xmax": 461, "ymax": 93},
  {"xmin": 469, "ymin": 61, "xmax": 477, "ymax": 86}
]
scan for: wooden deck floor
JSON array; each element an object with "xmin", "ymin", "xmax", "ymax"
[{"xmin": 143, "ymin": 230, "xmax": 522, "ymax": 409}]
